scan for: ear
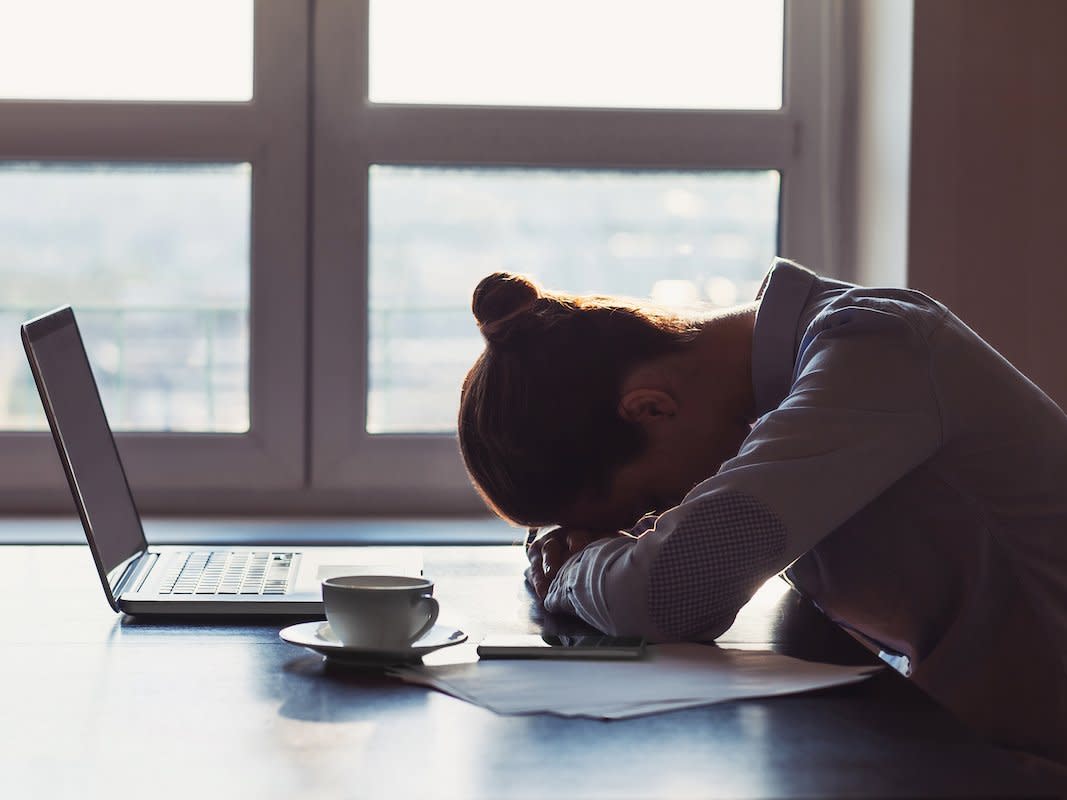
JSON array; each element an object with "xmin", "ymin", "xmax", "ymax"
[{"xmin": 617, "ymin": 388, "xmax": 678, "ymax": 426}]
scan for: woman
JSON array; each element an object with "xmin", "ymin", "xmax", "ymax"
[{"xmin": 458, "ymin": 259, "xmax": 1067, "ymax": 761}]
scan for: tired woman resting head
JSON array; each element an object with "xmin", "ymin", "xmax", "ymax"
[{"xmin": 457, "ymin": 259, "xmax": 1067, "ymax": 761}]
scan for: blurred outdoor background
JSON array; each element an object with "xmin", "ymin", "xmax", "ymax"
[{"xmin": 0, "ymin": 162, "xmax": 778, "ymax": 433}]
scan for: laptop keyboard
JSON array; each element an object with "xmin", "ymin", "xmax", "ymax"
[{"xmin": 157, "ymin": 552, "xmax": 294, "ymax": 596}]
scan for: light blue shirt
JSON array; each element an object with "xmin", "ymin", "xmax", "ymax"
[{"xmin": 542, "ymin": 260, "xmax": 1067, "ymax": 759}]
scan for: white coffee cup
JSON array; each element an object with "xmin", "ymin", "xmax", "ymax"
[{"xmin": 321, "ymin": 575, "xmax": 439, "ymax": 649}]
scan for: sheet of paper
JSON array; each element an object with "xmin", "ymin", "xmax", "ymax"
[{"xmin": 388, "ymin": 643, "xmax": 880, "ymax": 719}]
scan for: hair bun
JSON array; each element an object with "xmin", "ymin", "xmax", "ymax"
[{"xmin": 472, "ymin": 272, "xmax": 541, "ymax": 343}]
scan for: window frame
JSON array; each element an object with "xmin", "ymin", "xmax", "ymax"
[
  {"xmin": 0, "ymin": 0, "xmax": 310, "ymax": 506},
  {"xmin": 0, "ymin": 0, "xmax": 844, "ymax": 515},
  {"xmin": 309, "ymin": 0, "xmax": 842, "ymax": 513}
]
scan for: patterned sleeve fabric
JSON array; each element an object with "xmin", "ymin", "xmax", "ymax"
[
  {"xmin": 543, "ymin": 276, "xmax": 945, "ymax": 642},
  {"xmin": 647, "ymin": 491, "xmax": 787, "ymax": 639}
]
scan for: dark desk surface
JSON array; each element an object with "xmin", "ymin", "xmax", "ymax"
[{"xmin": 2, "ymin": 543, "xmax": 1064, "ymax": 799}]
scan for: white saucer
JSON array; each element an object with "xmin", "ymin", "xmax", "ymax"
[{"xmin": 279, "ymin": 621, "xmax": 468, "ymax": 666}]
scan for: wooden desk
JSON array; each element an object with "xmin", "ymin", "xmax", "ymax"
[{"xmin": 1, "ymin": 544, "xmax": 1063, "ymax": 798}]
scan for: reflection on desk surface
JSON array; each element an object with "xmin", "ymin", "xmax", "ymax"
[{"xmin": 1, "ymin": 544, "xmax": 1065, "ymax": 799}]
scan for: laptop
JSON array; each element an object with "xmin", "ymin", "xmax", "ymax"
[{"xmin": 21, "ymin": 306, "xmax": 422, "ymax": 616}]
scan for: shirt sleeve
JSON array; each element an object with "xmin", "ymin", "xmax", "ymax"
[{"xmin": 542, "ymin": 304, "xmax": 944, "ymax": 641}]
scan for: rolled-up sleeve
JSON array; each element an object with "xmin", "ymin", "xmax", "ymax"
[{"xmin": 543, "ymin": 304, "xmax": 944, "ymax": 641}]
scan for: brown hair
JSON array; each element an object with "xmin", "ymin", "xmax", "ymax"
[{"xmin": 458, "ymin": 272, "xmax": 698, "ymax": 527}]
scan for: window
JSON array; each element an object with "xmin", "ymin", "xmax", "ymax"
[
  {"xmin": 368, "ymin": 0, "xmax": 784, "ymax": 109},
  {"xmin": 0, "ymin": 0, "xmax": 253, "ymax": 101},
  {"xmin": 0, "ymin": 1, "xmax": 306, "ymax": 501},
  {"xmin": 0, "ymin": 0, "xmax": 839, "ymax": 513},
  {"xmin": 367, "ymin": 166, "xmax": 779, "ymax": 434},
  {"xmin": 1, "ymin": 162, "xmax": 250, "ymax": 433}
]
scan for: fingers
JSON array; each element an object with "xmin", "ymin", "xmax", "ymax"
[
  {"xmin": 525, "ymin": 528, "xmax": 569, "ymax": 600},
  {"xmin": 541, "ymin": 536, "xmax": 566, "ymax": 579},
  {"xmin": 526, "ymin": 527, "xmax": 625, "ymax": 601},
  {"xmin": 525, "ymin": 562, "xmax": 548, "ymax": 600},
  {"xmin": 525, "ymin": 532, "xmax": 551, "ymax": 600}
]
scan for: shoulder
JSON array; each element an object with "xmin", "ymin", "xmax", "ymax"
[
  {"xmin": 809, "ymin": 286, "xmax": 951, "ymax": 344},
  {"xmin": 790, "ymin": 287, "xmax": 948, "ymax": 409}
]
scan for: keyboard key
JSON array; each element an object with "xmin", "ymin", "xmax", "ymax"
[{"xmin": 157, "ymin": 550, "xmax": 294, "ymax": 597}]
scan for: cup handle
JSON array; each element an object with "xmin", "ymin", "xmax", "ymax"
[{"xmin": 411, "ymin": 595, "xmax": 439, "ymax": 643}]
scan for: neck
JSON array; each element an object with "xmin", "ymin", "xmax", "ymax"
[{"xmin": 687, "ymin": 301, "xmax": 759, "ymax": 422}]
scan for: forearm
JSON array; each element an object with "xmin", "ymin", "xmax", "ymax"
[
  {"xmin": 542, "ymin": 535, "xmax": 660, "ymax": 637},
  {"xmin": 537, "ymin": 514, "xmax": 657, "ymax": 632},
  {"xmin": 542, "ymin": 493, "xmax": 779, "ymax": 642},
  {"xmin": 542, "ymin": 310, "xmax": 944, "ymax": 643}
]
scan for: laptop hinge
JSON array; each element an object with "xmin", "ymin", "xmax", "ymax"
[{"xmin": 112, "ymin": 551, "xmax": 158, "ymax": 598}]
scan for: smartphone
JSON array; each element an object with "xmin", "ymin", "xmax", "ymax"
[{"xmin": 476, "ymin": 634, "xmax": 646, "ymax": 660}]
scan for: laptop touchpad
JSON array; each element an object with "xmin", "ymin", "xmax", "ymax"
[
  {"xmin": 294, "ymin": 564, "xmax": 400, "ymax": 593},
  {"xmin": 315, "ymin": 565, "xmax": 388, "ymax": 581}
]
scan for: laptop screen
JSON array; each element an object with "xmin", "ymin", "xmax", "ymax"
[{"xmin": 22, "ymin": 308, "xmax": 147, "ymax": 606}]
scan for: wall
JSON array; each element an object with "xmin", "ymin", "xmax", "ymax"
[
  {"xmin": 841, "ymin": 0, "xmax": 913, "ymax": 289},
  {"xmin": 908, "ymin": 0, "xmax": 1067, "ymax": 408}
]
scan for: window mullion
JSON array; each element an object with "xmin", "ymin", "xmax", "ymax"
[
  {"xmin": 355, "ymin": 106, "xmax": 795, "ymax": 169},
  {"xmin": 0, "ymin": 0, "xmax": 312, "ymax": 511}
]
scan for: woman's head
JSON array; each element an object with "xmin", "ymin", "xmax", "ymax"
[{"xmin": 457, "ymin": 272, "xmax": 701, "ymax": 528}]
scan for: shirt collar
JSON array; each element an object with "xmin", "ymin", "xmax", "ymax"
[{"xmin": 751, "ymin": 259, "xmax": 818, "ymax": 417}]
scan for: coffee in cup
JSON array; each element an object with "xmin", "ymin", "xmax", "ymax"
[{"xmin": 321, "ymin": 575, "xmax": 439, "ymax": 649}]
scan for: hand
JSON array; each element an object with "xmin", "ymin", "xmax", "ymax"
[{"xmin": 525, "ymin": 528, "xmax": 624, "ymax": 601}]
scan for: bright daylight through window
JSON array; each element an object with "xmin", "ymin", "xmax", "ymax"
[
  {"xmin": 0, "ymin": 0, "xmax": 252, "ymax": 101},
  {"xmin": 0, "ymin": 0, "xmax": 810, "ymax": 510},
  {"xmin": 370, "ymin": 0, "xmax": 783, "ymax": 109},
  {"xmin": 366, "ymin": 0, "xmax": 784, "ymax": 433},
  {"xmin": 0, "ymin": 0, "xmax": 255, "ymax": 435},
  {"xmin": 0, "ymin": 163, "xmax": 251, "ymax": 432},
  {"xmin": 368, "ymin": 167, "xmax": 779, "ymax": 433}
]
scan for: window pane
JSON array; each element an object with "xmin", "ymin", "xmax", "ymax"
[
  {"xmin": 368, "ymin": 166, "xmax": 779, "ymax": 433},
  {"xmin": 0, "ymin": 163, "xmax": 250, "ymax": 432},
  {"xmin": 370, "ymin": 0, "xmax": 783, "ymax": 110},
  {"xmin": 0, "ymin": 0, "xmax": 253, "ymax": 101}
]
